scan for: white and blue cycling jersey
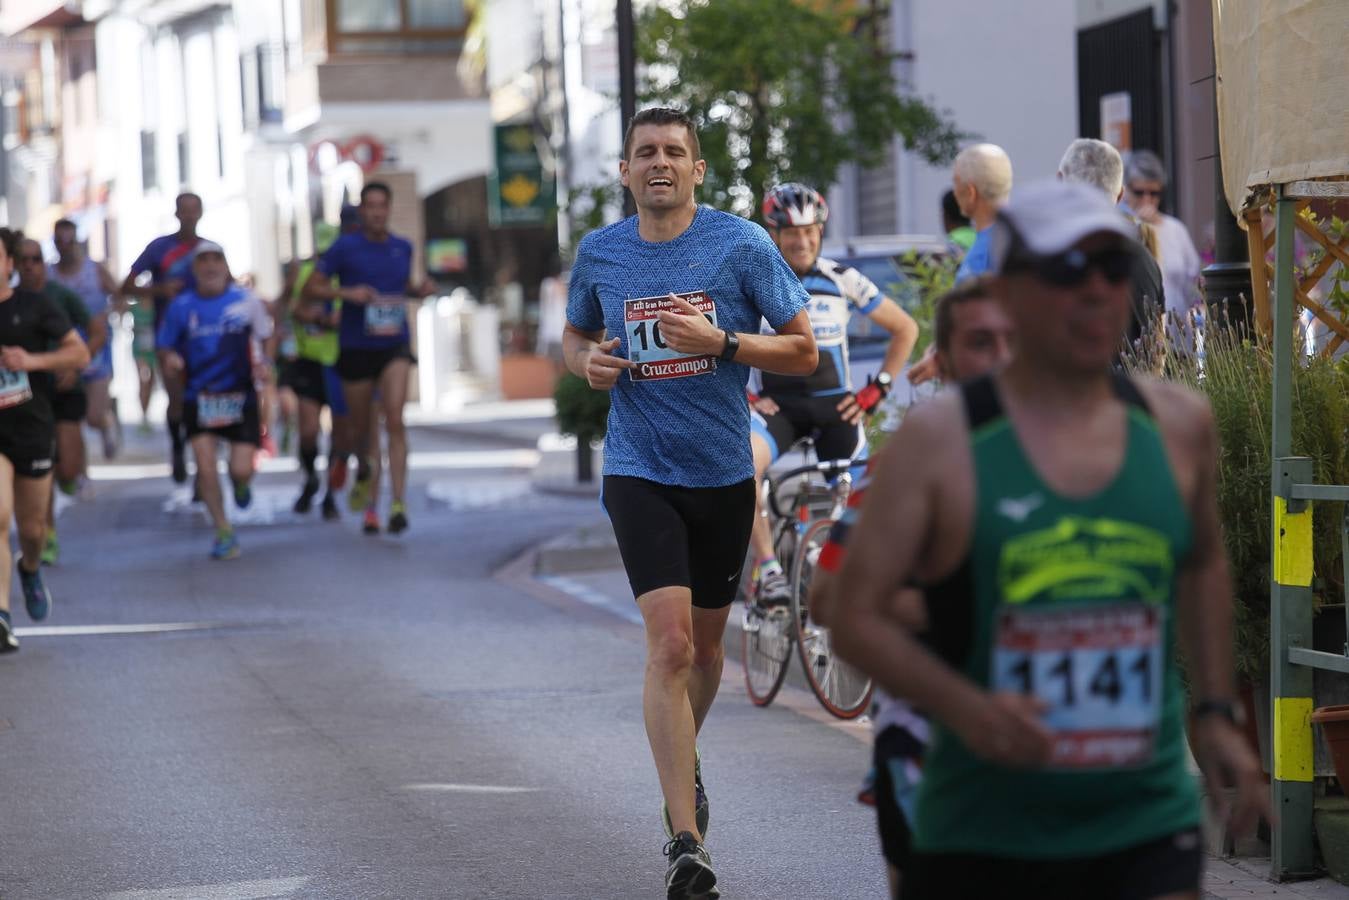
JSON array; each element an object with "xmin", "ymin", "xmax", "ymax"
[{"xmin": 756, "ymin": 256, "xmax": 883, "ymax": 398}]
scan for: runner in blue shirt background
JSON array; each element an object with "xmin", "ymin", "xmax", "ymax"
[
  {"xmin": 157, "ymin": 242, "xmax": 273, "ymax": 561},
  {"xmin": 121, "ymin": 192, "xmax": 216, "ymax": 485},
  {"xmin": 304, "ymin": 182, "xmax": 437, "ymax": 536}
]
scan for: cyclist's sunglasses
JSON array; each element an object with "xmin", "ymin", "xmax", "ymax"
[{"xmin": 1004, "ymin": 245, "xmax": 1135, "ymax": 288}]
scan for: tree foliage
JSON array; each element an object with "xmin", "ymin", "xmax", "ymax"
[{"xmin": 636, "ymin": 0, "xmax": 964, "ymax": 217}]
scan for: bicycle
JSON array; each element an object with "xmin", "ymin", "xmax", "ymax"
[{"xmin": 740, "ymin": 443, "xmax": 874, "ymax": 719}]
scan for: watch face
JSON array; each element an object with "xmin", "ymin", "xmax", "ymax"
[{"xmin": 876, "ymin": 372, "xmax": 892, "ymax": 386}]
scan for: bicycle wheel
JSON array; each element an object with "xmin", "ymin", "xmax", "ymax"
[
  {"xmin": 741, "ymin": 602, "xmax": 792, "ymax": 707},
  {"xmin": 790, "ymin": 518, "xmax": 873, "ymax": 719}
]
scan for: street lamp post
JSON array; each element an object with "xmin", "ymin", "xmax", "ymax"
[{"xmin": 617, "ymin": 0, "xmax": 637, "ymax": 217}]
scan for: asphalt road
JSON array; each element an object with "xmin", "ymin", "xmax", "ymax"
[{"xmin": 0, "ymin": 422, "xmax": 886, "ymax": 900}]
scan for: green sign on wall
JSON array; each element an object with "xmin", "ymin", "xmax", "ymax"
[{"xmin": 489, "ymin": 124, "xmax": 555, "ymax": 228}]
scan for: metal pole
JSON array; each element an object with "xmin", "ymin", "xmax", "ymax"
[
  {"xmin": 1269, "ymin": 188, "xmax": 1316, "ymax": 880},
  {"xmin": 616, "ymin": 0, "xmax": 637, "ymax": 217}
]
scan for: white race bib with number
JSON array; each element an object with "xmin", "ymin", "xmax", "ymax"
[
  {"xmin": 365, "ymin": 296, "xmax": 407, "ymax": 337},
  {"xmin": 992, "ymin": 603, "xmax": 1164, "ymax": 769},
  {"xmin": 623, "ymin": 291, "xmax": 718, "ymax": 382},
  {"xmin": 0, "ymin": 368, "xmax": 33, "ymax": 409},
  {"xmin": 198, "ymin": 391, "xmax": 246, "ymax": 428}
]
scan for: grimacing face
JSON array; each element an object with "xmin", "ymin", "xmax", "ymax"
[
  {"xmin": 620, "ymin": 123, "xmax": 706, "ymax": 213},
  {"xmin": 770, "ymin": 223, "xmax": 823, "ymax": 276}
]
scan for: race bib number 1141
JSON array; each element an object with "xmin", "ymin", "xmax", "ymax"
[{"xmin": 624, "ymin": 292, "xmax": 718, "ymax": 382}]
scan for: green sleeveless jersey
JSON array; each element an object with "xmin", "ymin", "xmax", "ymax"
[
  {"xmin": 915, "ymin": 374, "xmax": 1200, "ymax": 858},
  {"xmin": 291, "ymin": 260, "xmax": 339, "ymax": 366}
]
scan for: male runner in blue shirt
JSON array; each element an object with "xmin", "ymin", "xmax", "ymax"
[
  {"xmin": 564, "ymin": 107, "xmax": 816, "ymax": 899},
  {"xmin": 157, "ymin": 242, "xmax": 273, "ymax": 560}
]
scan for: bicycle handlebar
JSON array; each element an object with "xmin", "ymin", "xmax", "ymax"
[{"xmin": 765, "ymin": 458, "xmax": 858, "ymax": 520}]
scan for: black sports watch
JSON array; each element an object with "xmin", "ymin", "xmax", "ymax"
[
  {"xmin": 875, "ymin": 372, "xmax": 893, "ymax": 391},
  {"xmin": 1193, "ymin": 699, "xmax": 1242, "ymax": 727},
  {"xmin": 719, "ymin": 330, "xmax": 740, "ymax": 361}
]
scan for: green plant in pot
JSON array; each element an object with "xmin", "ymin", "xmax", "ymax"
[{"xmin": 554, "ymin": 372, "xmax": 610, "ymax": 483}]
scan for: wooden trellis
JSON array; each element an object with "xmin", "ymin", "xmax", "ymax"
[{"xmin": 1244, "ymin": 184, "xmax": 1349, "ymax": 353}]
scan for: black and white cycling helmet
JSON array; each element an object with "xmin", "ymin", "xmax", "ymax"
[{"xmin": 762, "ymin": 182, "xmax": 829, "ymax": 228}]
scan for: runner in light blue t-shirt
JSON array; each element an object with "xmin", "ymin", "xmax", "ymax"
[{"xmin": 563, "ymin": 107, "xmax": 816, "ymax": 900}]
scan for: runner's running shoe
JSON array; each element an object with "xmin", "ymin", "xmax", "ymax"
[
  {"xmin": 41, "ymin": 530, "xmax": 59, "ymax": 566},
  {"xmin": 211, "ymin": 531, "xmax": 240, "ymax": 560},
  {"xmin": 661, "ymin": 748, "xmax": 710, "ymax": 840},
  {"xmin": 348, "ymin": 476, "xmax": 370, "ymax": 512},
  {"xmin": 234, "ymin": 482, "xmax": 252, "ymax": 510},
  {"xmin": 388, "ymin": 501, "xmax": 408, "ymax": 535},
  {"xmin": 294, "ymin": 474, "xmax": 320, "ymax": 514},
  {"xmin": 321, "ymin": 493, "xmax": 340, "ymax": 521},
  {"xmin": 0, "ymin": 611, "xmax": 17, "ymax": 653},
  {"xmin": 663, "ymin": 832, "xmax": 719, "ymax": 900},
  {"xmin": 362, "ymin": 508, "xmax": 380, "ymax": 535},
  {"xmin": 19, "ymin": 563, "xmax": 51, "ymax": 621}
]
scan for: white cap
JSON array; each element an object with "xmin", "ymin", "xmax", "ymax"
[
  {"xmin": 991, "ymin": 180, "xmax": 1139, "ymax": 273},
  {"xmin": 191, "ymin": 240, "xmax": 226, "ymax": 260}
]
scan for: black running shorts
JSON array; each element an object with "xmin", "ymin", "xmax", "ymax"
[
  {"xmin": 874, "ymin": 724, "xmax": 926, "ymax": 872},
  {"xmin": 0, "ymin": 433, "xmax": 55, "ymax": 479},
  {"xmin": 184, "ymin": 393, "xmax": 261, "ymax": 446},
  {"xmin": 602, "ymin": 475, "xmax": 756, "ymax": 609},
  {"xmin": 902, "ymin": 828, "xmax": 1203, "ymax": 900},
  {"xmin": 336, "ymin": 345, "xmax": 413, "ymax": 383},
  {"xmin": 51, "ymin": 389, "xmax": 87, "ymax": 423},
  {"xmin": 281, "ymin": 358, "xmax": 328, "ymax": 405}
]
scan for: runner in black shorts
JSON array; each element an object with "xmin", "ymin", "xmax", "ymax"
[
  {"xmin": 0, "ymin": 226, "xmax": 90, "ymax": 651},
  {"xmin": 157, "ymin": 242, "xmax": 273, "ymax": 560},
  {"xmin": 563, "ymin": 108, "xmax": 816, "ymax": 899},
  {"xmin": 304, "ymin": 183, "xmax": 436, "ymax": 535}
]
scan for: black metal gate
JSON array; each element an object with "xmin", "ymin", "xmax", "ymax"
[{"xmin": 1077, "ymin": 8, "xmax": 1163, "ymax": 156}]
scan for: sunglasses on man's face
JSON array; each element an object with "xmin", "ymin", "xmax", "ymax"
[
  {"xmin": 1009, "ymin": 246, "xmax": 1135, "ymax": 288},
  {"xmin": 1128, "ymin": 186, "xmax": 1162, "ymax": 199}
]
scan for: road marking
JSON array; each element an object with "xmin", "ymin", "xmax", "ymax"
[
  {"xmin": 537, "ymin": 575, "xmax": 643, "ymax": 625},
  {"xmin": 105, "ymin": 876, "xmax": 310, "ymax": 899},
  {"xmin": 402, "ymin": 783, "xmax": 540, "ymax": 794},
  {"xmin": 90, "ymin": 449, "xmax": 539, "ymax": 482},
  {"xmin": 14, "ymin": 622, "xmax": 231, "ymax": 638}
]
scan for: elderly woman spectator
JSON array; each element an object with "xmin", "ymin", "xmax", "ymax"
[{"xmin": 1124, "ymin": 150, "xmax": 1203, "ymax": 322}]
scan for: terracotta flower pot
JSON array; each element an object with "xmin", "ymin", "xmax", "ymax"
[{"xmin": 1311, "ymin": 705, "xmax": 1349, "ymax": 786}]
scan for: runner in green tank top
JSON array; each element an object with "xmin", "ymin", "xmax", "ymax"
[{"xmin": 829, "ymin": 181, "xmax": 1268, "ymax": 900}]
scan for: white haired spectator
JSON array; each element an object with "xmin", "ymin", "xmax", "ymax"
[{"xmin": 950, "ymin": 143, "xmax": 1013, "ymax": 284}]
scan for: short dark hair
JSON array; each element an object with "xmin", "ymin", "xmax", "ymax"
[
  {"xmin": 0, "ymin": 227, "xmax": 22, "ymax": 261},
  {"xmin": 54, "ymin": 218, "xmax": 77, "ymax": 232},
  {"xmin": 933, "ymin": 276, "xmax": 996, "ymax": 354},
  {"xmin": 622, "ymin": 107, "xmax": 700, "ymax": 161},
  {"xmin": 361, "ymin": 181, "xmax": 392, "ymax": 203},
  {"xmin": 941, "ymin": 190, "xmax": 968, "ymax": 228},
  {"xmin": 176, "ymin": 192, "xmax": 202, "ymax": 210}
]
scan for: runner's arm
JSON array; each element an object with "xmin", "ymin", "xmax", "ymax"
[
  {"xmin": 86, "ymin": 310, "xmax": 109, "ymax": 358},
  {"xmin": 657, "ymin": 297, "xmax": 817, "ymax": 376},
  {"xmin": 2, "ymin": 329, "xmax": 89, "ymax": 373},
  {"xmin": 830, "ymin": 405, "xmax": 1052, "ymax": 767}
]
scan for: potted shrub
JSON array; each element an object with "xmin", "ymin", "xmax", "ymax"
[{"xmin": 553, "ymin": 372, "xmax": 610, "ymax": 483}]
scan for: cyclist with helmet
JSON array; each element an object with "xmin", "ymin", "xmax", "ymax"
[{"xmin": 749, "ymin": 183, "xmax": 918, "ymax": 606}]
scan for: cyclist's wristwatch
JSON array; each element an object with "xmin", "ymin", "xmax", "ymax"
[
  {"xmin": 875, "ymin": 371, "xmax": 893, "ymax": 394},
  {"xmin": 720, "ymin": 330, "xmax": 740, "ymax": 361}
]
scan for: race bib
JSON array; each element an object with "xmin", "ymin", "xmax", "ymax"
[
  {"xmin": 198, "ymin": 391, "xmax": 247, "ymax": 428},
  {"xmin": 0, "ymin": 368, "xmax": 32, "ymax": 409},
  {"xmin": 365, "ymin": 296, "xmax": 407, "ymax": 337},
  {"xmin": 623, "ymin": 291, "xmax": 718, "ymax": 382},
  {"xmin": 992, "ymin": 603, "xmax": 1164, "ymax": 769}
]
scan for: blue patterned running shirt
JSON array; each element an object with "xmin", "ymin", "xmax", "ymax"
[{"xmin": 567, "ymin": 206, "xmax": 808, "ymax": 487}]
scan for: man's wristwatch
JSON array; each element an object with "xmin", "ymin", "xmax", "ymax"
[
  {"xmin": 720, "ymin": 330, "xmax": 740, "ymax": 361},
  {"xmin": 875, "ymin": 371, "xmax": 893, "ymax": 394},
  {"xmin": 1193, "ymin": 699, "xmax": 1243, "ymax": 727}
]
